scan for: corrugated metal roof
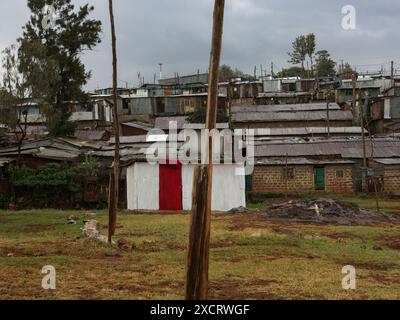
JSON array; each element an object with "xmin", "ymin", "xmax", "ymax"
[
  {"xmin": 374, "ymin": 158, "xmax": 400, "ymax": 165},
  {"xmin": 75, "ymin": 130, "xmax": 107, "ymax": 141},
  {"xmin": 256, "ymin": 157, "xmax": 355, "ymax": 165},
  {"xmin": 0, "ymin": 157, "xmax": 14, "ymax": 166},
  {"xmin": 251, "ymin": 127, "xmax": 365, "ymax": 136},
  {"xmin": 255, "ymin": 139, "xmax": 400, "ymax": 159},
  {"xmin": 155, "ymin": 116, "xmax": 187, "ymax": 129},
  {"xmin": 232, "ymin": 110, "xmax": 353, "ymax": 123},
  {"xmin": 121, "ymin": 121, "xmax": 153, "ymax": 131},
  {"xmin": 231, "ymin": 103, "xmax": 340, "ymax": 113},
  {"xmin": 154, "ymin": 116, "xmax": 229, "ymax": 130}
]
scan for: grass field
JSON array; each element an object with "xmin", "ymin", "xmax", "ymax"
[{"xmin": 0, "ymin": 195, "xmax": 399, "ymax": 300}]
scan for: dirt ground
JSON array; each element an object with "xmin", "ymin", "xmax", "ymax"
[{"xmin": 0, "ymin": 195, "xmax": 400, "ymax": 300}]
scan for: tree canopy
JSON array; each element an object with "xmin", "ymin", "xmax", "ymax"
[
  {"xmin": 315, "ymin": 50, "xmax": 337, "ymax": 77},
  {"xmin": 18, "ymin": 0, "xmax": 102, "ymax": 136},
  {"xmin": 219, "ymin": 64, "xmax": 246, "ymax": 82}
]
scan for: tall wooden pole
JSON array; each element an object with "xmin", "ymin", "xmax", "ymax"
[
  {"xmin": 185, "ymin": 0, "xmax": 225, "ymax": 301},
  {"xmin": 326, "ymin": 93, "xmax": 330, "ymax": 139},
  {"xmin": 108, "ymin": 0, "xmax": 120, "ymax": 243}
]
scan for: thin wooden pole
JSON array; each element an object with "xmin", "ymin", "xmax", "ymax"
[
  {"xmin": 185, "ymin": 0, "xmax": 225, "ymax": 301},
  {"xmin": 108, "ymin": 0, "xmax": 120, "ymax": 243},
  {"xmin": 284, "ymin": 153, "xmax": 288, "ymax": 200},
  {"xmin": 353, "ymin": 72, "xmax": 367, "ymax": 193}
]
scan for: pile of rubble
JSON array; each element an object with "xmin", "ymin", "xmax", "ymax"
[{"xmin": 262, "ymin": 198, "xmax": 400, "ymax": 225}]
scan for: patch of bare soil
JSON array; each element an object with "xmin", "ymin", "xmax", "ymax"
[
  {"xmin": 377, "ymin": 236, "xmax": 400, "ymax": 250},
  {"xmin": 261, "ymin": 199, "xmax": 400, "ymax": 226},
  {"xmin": 208, "ymin": 280, "xmax": 280, "ymax": 300},
  {"xmin": 228, "ymin": 213, "xmax": 271, "ymax": 231},
  {"xmin": 22, "ymin": 224, "xmax": 58, "ymax": 232}
]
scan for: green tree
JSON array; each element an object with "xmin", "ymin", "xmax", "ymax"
[
  {"xmin": 219, "ymin": 64, "xmax": 244, "ymax": 81},
  {"xmin": 305, "ymin": 33, "xmax": 316, "ymax": 76},
  {"xmin": 315, "ymin": 50, "xmax": 337, "ymax": 77},
  {"xmin": 288, "ymin": 35, "xmax": 307, "ymax": 72},
  {"xmin": 275, "ymin": 66, "xmax": 304, "ymax": 78},
  {"xmin": 342, "ymin": 62, "xmax": 354, "ymax": 74},
  {"xmin": 18, "ymin": 0, "xmax": 102, "ymax": 136},
  {"xmin": 0, "ymin": 45, "xmax": 32, "ymax": 164}
]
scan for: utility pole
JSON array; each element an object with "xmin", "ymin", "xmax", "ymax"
[
  {"xmin": 108, "ymin": 0, "xmax": 120, "ymax": 243},
  {"xmin": 271, "ymin": 62, "xmax": 274, "ymax": 77},
  {"xmin": 341, "ymin": 59, "xmax": 344, "ymax": 75},
  {"xmin": 185, "ymin": 0, "xmax": 225, "ymax": 301},
  {"xmin": 326, "ymin": 93, "xmax": 330, "ymax": 139},
  {"xmin": 391, "ymin": 61, "xmax": 395, "ymax": 87},
  {"xmin": 159, "ymin": 63, "xmax": 163, "ymax": 80},
  {"xmin": 284, "ymin": 153, "xmax": 288, "ymax": 200},
  {"xmin": 352, "ymin": 72, "xmax": 367, "ymax": 192}
]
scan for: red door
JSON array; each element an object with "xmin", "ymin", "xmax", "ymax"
[{"xmin": 159, "ymin": 162, "xmax": 182, "ymax": 211}]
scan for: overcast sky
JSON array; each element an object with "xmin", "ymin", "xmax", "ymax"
[{"xmin": 0, "ymin": 0, "xmax": 399, "ymax": 91}]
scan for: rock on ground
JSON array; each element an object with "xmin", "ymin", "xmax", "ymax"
[{"xmin": 82, "ymin": 220, "xmax": 109, "ymax": 244}]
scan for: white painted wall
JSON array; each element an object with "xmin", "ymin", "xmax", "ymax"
[
  {"xmin": 127, "ymin": 163, "xmax": 246, "ymax": 212},
  {"xmin": 182, "ymin": 164, "xmax": 246, "ymax": 212},
  {"xmin": 127, "ymin": 162, "xmax": 159, "ymax": 210}
]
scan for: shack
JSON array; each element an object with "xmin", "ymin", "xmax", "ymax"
[{"xmin": 126, "ymin": 162, "xmax": 246, "ymax": 212}]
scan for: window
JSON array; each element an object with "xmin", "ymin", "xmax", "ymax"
[
  {"xmin": 282, "ymin": 168, "xmax": 295, "ymax": 179},
  {"xmin": 336, "ymin": 170, "xmax": 344, "ymax": 178}
]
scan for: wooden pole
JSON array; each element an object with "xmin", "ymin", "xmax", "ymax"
[
  {"xmin": 326, "ymin": 93, "xmax": 330, "ymax": 139},
  {"xmin": 108, "ymin": 0, "xmax": 120, "ymax": 243},
  {"xmin": 185, "ymin": 0, "xmax": 225, "ymax": 301},
  {"xmin": 352, "ymin": 72, "xmax": 367, "ymax": 193},
  {"xmin": 391, "ymin": 61, "xmax": 395, "ymax": 88},
  {"xmin": 284, "ymin": 153, "xmax": 288, "ymax": 200}
]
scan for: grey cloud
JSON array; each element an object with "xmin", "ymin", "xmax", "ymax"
[{"xmin": 1, "ymin": 0, "xmax": 399, "ymax": 90}]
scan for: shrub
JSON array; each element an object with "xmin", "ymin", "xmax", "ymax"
[{"xmin": 8, "ymin": 163, "xmax": 80, "ymax": 208}]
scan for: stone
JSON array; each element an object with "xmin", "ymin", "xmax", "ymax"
[
  {"xmin": 67, "ymin": 215, "xmax": 78, "ymax": 225},
  {"xmin": 117, "ymin": 238, "xmax": 134, "ymax": 251}
]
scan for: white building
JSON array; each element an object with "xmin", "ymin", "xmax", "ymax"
[{"xmin": 126, "ymin": 162, "xmax": 246, "ymax": 212}]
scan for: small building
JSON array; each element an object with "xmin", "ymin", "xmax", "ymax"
[
  {"xmin": 251, "ymin": 158, "xmax": 355, "ymax": 194},
  {"xmin": 126, "ymin": 162, "xmax": 246, "ymax": 212},
  {"xmin": 372, "ymin": 159, "xmax": 400, "ymax": 195},
  {"xmin": 335, "ymin": 77, "xmax": 392, "ymax": 105},
  {"xmin": 369, "ymin": 96, "xmax": 400, "ymax": 135},
  {"xmin": 250, "ymin": 138, "xmax": 400, "ymax": 195}
]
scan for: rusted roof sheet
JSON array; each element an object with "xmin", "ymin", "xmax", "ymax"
[{"xmin": 232, "ymin": 110, "xmax": 353, "ymax": 123}]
